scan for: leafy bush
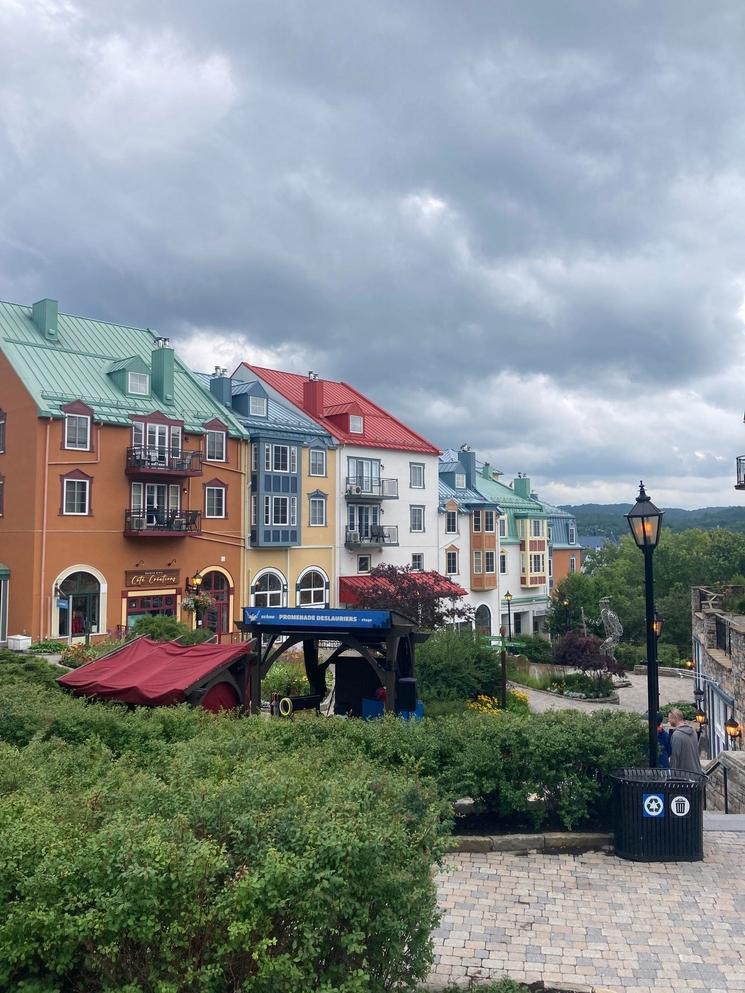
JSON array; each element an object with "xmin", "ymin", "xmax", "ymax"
[
  {"xmin": 27, "ymin": 639, "xmax": 66, "ymax": 654},
  {"xmin": 508, "ymin": 633, "xmax": 553, "ymax": 664},
  {"xmin": 416, "ymin": 629, "xmax": 501, "ymax": 702},
  {"xmin": 126, "ymin": 614, "xmax": 190, "ymax": 641},
  {"xmin": 661, "ymin": 700, "xmax": 697, "ymax": 720},
  {"xmin": 178, "ymin": 627, "xmax": 217, "ymax": 645},
  {"xmin": 59, "ymin": 643, "xmax": 95, "ymax": 668},
  {"xmin": 505, "ymin": 664, "xmax": 555, "ymax": 691},
  {"xmin": 550, "ymin": 672, "xmax": 615, "ymax": 699},
  {"xmin": 261, "ymin": 661, "xmax": 312, "ymax": 699},
  {"xmin": 466, "ymin": 691, "xmax": 529, "ymax": 716}
]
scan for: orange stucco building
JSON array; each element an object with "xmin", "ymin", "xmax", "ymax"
[{"xmin": 0, "ymin": 299, "xmax": 248, "ymax": 643}]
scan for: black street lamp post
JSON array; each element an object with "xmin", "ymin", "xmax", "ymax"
[
  {"xmin": 626, "ymin": 482, "xmax": 664, "ymax": 768},
  {"xmin": 563, "ymin": 598, "xmax": 570, "ymax": 632},
  {"xmin": 187, "ymin": 571, "xmax": 204, "ymax": 628},
  {"xmin": 505, "ymin": 591, "xmax": 513, "ymax": 640}
]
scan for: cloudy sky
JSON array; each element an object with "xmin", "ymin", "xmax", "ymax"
[{"xmin": 2, "ymin": 0, "xmax": 745, "ymax": 509}]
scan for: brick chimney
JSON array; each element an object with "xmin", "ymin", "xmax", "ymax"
[{"xmin": 302, "ymin": 372, "xmax": 324, "ymax": 416}]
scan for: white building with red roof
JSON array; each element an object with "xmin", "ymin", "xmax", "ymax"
[{"xmin": 233, "ymin": 364, "xmax": 442, "ymax": 605}]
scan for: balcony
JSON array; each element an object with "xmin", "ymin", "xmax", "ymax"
[
  {"xmin": 126, "ymin": 447, "xmax": 203, "ymax": 477},
  {"xmin": 736, "ymin": 456, "xmax": 745, "ymax": 490},
  {"xmin": 344, "ymin": 477, "xmax": 399, "ymax": 501},
  {"xmin": 124, "ymin": 510, "xmax": 201, "ymax": 538},
  {"xmin": 345, "ymin": 525, "xmax": 399, "ymax": 548}
]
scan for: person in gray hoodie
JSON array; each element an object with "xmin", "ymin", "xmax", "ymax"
[{"xmin": 668, "ymin": 708, "xmax": 703, "ymax": 774}]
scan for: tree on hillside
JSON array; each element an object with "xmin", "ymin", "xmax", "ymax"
[{"xmin": 352, "ymin": 564, "xmax": 474, "ymax": 629}]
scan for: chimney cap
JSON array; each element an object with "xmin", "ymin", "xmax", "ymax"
[
  {"xmin": 308, "ymin": 371, "xmax": 320, "ymax": 381},
  {"xmin": 154, "ymin": 336, "xmax": 171, "ymax": 348},
  {"xmin": 213, "ymin": 366, "xmax": 227, "ymax": 377},
  {"xmin": 460, "ymin": 443, "xmax": 472, "ymax": 451}
]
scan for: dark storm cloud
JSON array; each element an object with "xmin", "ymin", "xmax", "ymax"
[{"xmin": 2, "ymin": 0, "xmax": 745, "ymax": 505}]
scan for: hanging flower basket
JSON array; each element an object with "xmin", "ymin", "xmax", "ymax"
[{"xmin": 182, "ymin": 592, "xmax": 215, "ymax": 612}]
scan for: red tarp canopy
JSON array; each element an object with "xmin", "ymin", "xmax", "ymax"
[
  {"xmin": 339, "ymin": 571, "xmax": 468, "ymax": 606},
  {"xmin": 58, "ymin": 637, "xmax": 252, "ymax": 707}
]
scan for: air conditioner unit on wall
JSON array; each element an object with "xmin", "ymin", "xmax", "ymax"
[
  {"xmin": 131, "ymin": 516, "xmax": 146, "ymax": 530},
  {"xmin": 347, "ymin": 531, "xmax": 360, "ymax": 543}
]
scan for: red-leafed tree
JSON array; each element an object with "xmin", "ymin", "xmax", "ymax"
[
  {"xmin": 552, "ymin": 628, "xmax": 625, "ymax": 679},
  {"xmin": 352, "ymin": 564, "xmax": 474, "ymax": 630}
]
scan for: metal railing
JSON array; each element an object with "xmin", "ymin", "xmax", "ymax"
[
  {"xmin": 345, "ymin": 524, "xmax": 398, "ymax": 546},
  {"xmin": 345, "ymin": 477, "xmax": 399, "ymax": 498},
  {"xmin": 126, "ymin": 447, "xmax": 203, "ymax": 474},
  {"xmin": 124, "ymin": 509, "xmax": 201, "ymax": 534}
]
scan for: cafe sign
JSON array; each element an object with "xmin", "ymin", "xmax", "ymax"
[{"xmin": 125, "ymin": 569, "xmax": 180, "ymax": 589}]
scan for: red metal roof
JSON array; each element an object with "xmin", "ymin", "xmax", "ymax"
[
  {"xmin": 339, "ymin": 572, "xmax": 467, "ymax": 605},
  {"xmin": 58, "ymin": 638, "xmax": 252, "ymax": 707},
  {"xmin": 237, "ymin": 364, "xmax": 440, "ymax": 454}
]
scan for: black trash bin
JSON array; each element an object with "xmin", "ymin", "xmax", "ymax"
[{"xmin": 610, "ymin": 767, "xmax": 706, "ymax": 862}]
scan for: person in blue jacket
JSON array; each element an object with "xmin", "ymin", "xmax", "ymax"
[{"xmin": 656, "ymin": 712, "xmax": 671, "ymax": 769}]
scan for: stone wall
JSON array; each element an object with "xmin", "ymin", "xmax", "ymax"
[
  {"xmin": 705, "ymin": 752, "xmax": 745, "ymax": 813},
  {"xmin": 691, "ymin": 585, "xmax": 745, "ymax": 738}
]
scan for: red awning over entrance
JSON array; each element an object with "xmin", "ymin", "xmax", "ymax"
[
  {"xmin": 58, "ymin": 637, "xmax": 252, "ymax": 707},
  {"xmin": 339, "ymin": 571, "xmax": 468, "ymax": 606}
]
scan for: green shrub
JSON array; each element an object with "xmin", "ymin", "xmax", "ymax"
[
  {"xmin": 505, "ymin": 664, "xmax": 555, "ymax": 691},
  {"xmin": 178, "ymin": 627, "xmax": 217, "ymax": 645},
  {"xmin": 27, "ymin": 639, "xmax": 66, "ymax": 654},
  {"xmin": 416, "ymin": 629, "xmax": 501, "ymax": 702},
  {"xmin": 126, "ymin": 614, "xmax": 189, "ymax": 641},
  {"xmin": 59, "ymin": 643, "xmax": 95, "ymax": 668},
  {"xmin": 553, "ymin": 672, "xmax": 615, "ymax": 698},
  {"xmin": 661, "ymin": 700, "xmax": 697, "ymax": 720},
  {"xmin": 261, "ymin": 661, "xmax": 312, "ymax": 699},
  {"xmin": 613, "ymin": 643, "xmax": 643, "ymax": 671},
  {"xmin": 508, "ymin": 633, "xmax": 553, "ymax": 664}
]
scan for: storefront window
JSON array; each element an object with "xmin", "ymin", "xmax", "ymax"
[{"xmin": 58, "ymin": 571, "xmax": 100, "ymax": 637}]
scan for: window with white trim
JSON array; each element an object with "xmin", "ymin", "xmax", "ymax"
[
  {"xmin": 473, "ymin": 550, "xmax": 483, "ymax": 574},
  {"xmin": 472, "ymin": 510, "xmax": 482, "ymax": 532},
  {"xmin": 548, "ymin": 556, "xmax": 553, "ymax": 578},
  {"xmin": 410, "ymin": 505, "xmax": 424, "ymax": 532},
  {"xmin": 499, "ymin": 553, "xmax": 507, "ymax": 574},
  {"xmin": 254, "ymin": 572, "xmax": 284, "ymax": 607},
  {"xmin": 251, "ymin": 444, "xmax": 257, "ymax": 472},
  {"xmin": 205, "ymin": 486, "xmax": 226, "ymax": 518},
  {"xmin": 63, "ymin": 478, "xmax": 89, "ymax": 515},
  {"xmin": 251, "ymin": 493, "xmax": 257, "ymax": 527},
  {"xmin": 309, "ymin": 449, "xmax": 326, "ymax": 476},
  {"xmin": 485, "ymin": 551, "xmax": 496, "ymax": 574},
  {"xmin": 445, "ymin": 510, "xmax": 458, "ymax": 534},
  {"xmin": 569, "ymin": 555, "xmax": 577, "ymax": 574},
  {"xmin": 455, "ymin": 473, "xmax": 466, "ymax": 489},
  {"xmin": 128, "ymin": 372, "xmax": 149, "ymax": 395},
  {"xmin": 531, "ymin": 519, "xmax": 543, "ymax": 537},
  {"xmin": 271, "ymin": 495, "xmax": 289, "ymax": 525},
  {"xmin": 411, "ymin": 553, "xmax": 424, "ymax": 571},
  {"xmin": 298, "ymin": 570, "xmax": 326, "ymax": 606},
  {"xmin": 499, "ymin": 517, "xmax": 507, "ymax": 537},
  {"xmin": 531, "ymin": 553, "xmax": 544, "ymax": 572},
  {"xmin": 309, "ymin": 496, "xmax": 326, "ymax": 526},
  {"xmin": 485, "ymin": 510, "xmax": 495, "ymax": 532},
  {"xmin": 568, "ymin": 525, "xmax": 576, "ymax": 544},
  {"xmin": 0, "ymin": 410, "xmax": 5, "ymax": 453},
  {"xmin": 357, "ymin": 554, "xmax": 371, "ymax": 574},
  {"xmin": 410, "ymin": 462, "xmax": 425, "ymax": 488},
  {"xmin": 65, "ymin": 414, "xmax": 90, "ymax": 450},
  {"xmin": 0, "ymin": 475, "xmax": 4, "ymax": 516},
  {"xmin": 446, "ymin": 550, "xmax": 458, "ymax": 575},
  {"xmin": 349, "ymin": 415, "xmax": 364, "ymax": 434},
  {"xmin": 249, "ymin": 395, "xmax": 267, "ymax": 417},
  {"xmin": 205, "ymin": 430, "xmax": 226, "ymax": 462}
]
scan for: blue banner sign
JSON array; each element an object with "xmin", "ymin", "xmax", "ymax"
[{"xmin": 243, "ymin": 607, "xmax": 392, "ymax": 630}]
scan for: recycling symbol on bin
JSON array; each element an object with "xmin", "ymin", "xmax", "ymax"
[{"xmin": 642, "ymin": 793, "xmax": 665, "ymax": 817}]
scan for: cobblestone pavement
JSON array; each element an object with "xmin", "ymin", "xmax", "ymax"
[
  {"xmin": 429, "ymin": 833, "xmax": 745, "ymax": 991},
  {"xmin": 522, "ymin": 671, "xmax": 694, "ymax": 715}
]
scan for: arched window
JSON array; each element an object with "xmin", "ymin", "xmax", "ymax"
[
  {"xmin": 58, "ymin": 571, "xmax": 101, "ymax": 637},
  {"xmin": 475, "ymin": 604, "xmax": 492, "ymax": 636},
  {"xmin": 201, "ymin": 570, "xmax": 230, "ymax": 634},
  {"xmin": 253, "ymin": 571, "xmax": 285, "ymax": 608},
  {"xmin": 297, "ymin": 569, "xmax": 327, "ymax": 607}
]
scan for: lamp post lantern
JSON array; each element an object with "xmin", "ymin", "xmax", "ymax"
[
  {"xmin": 626, "ymin": 481, "xmax": 664, "ymax": 768},
  {"xmin": 505, "ymin": 591, "xmax": 513, "ymax": 640},
  {"xmin": 187, "ymin": 571, "xmax": 204, "ymax": 628},
  {"xmin": 562, "ymin": 598, "xmax": 570, "ymax": 632}
]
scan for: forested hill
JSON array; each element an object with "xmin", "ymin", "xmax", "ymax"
[{"xmin": 559, "ymin": 504, "xmax": 745, "ymax": 537}]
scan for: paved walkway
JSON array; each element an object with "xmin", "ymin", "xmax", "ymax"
[
  {"xmin": 521, "ymin": 671, "xmax": 694, "ymax": 715},
  {"xmin": 429, "ymin": 833, "xmax": 745, "ymax": 991}
]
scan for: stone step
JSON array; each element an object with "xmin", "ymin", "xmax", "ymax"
[{"xmin": 704, "ymin": 812, "xmax": 745, "ymax": 831}]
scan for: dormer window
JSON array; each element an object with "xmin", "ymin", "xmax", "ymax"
[
  {"xmin": 349, "ymin": 415, "xmax": 364, "ymax": 434},
  {"xmin": 455, "ymin": 473, "xmax": 466, "ymax": 489},
  {"xmin": 65, "ymin": 414, "xmax": 90, "ymax": 451},
  {"xmin": 249, "ymin": 396, "xmax": 268, "ymax": 417},
  {"xmin": 128, "ymin": 372, "xmax": 150, "ymax": 396}
]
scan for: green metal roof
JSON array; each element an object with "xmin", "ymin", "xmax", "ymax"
[
  {"xmin": 474, "ymin": 465, "xmax": 547, "ymax": 517},
  {"xmin": 0, "ymin": 300, "xmax": 248, "ymax": 437}
]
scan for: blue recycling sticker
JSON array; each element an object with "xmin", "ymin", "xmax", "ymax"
[{"xmin": 642, "ymin": 793, "xmax": 665, "ymax": 818}]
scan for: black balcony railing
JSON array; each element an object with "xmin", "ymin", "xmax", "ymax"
[
  {"xmin": 345, "ymin": 477, "xmax": 398, "ymax": 499},
  {"xmin": 124, "ymin": 509, "xmax": 201, "ymax": 536},
  {"xmin": 345, "ymin": 524, "xmax": 398, "ymax": 548},
  {"xmin": 126, "ymin": 447, "xmax": 203, "ymax": 475},
  {"xmin": 736, "ymin": 457, "xmax": 745, "ymax": 490}
]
